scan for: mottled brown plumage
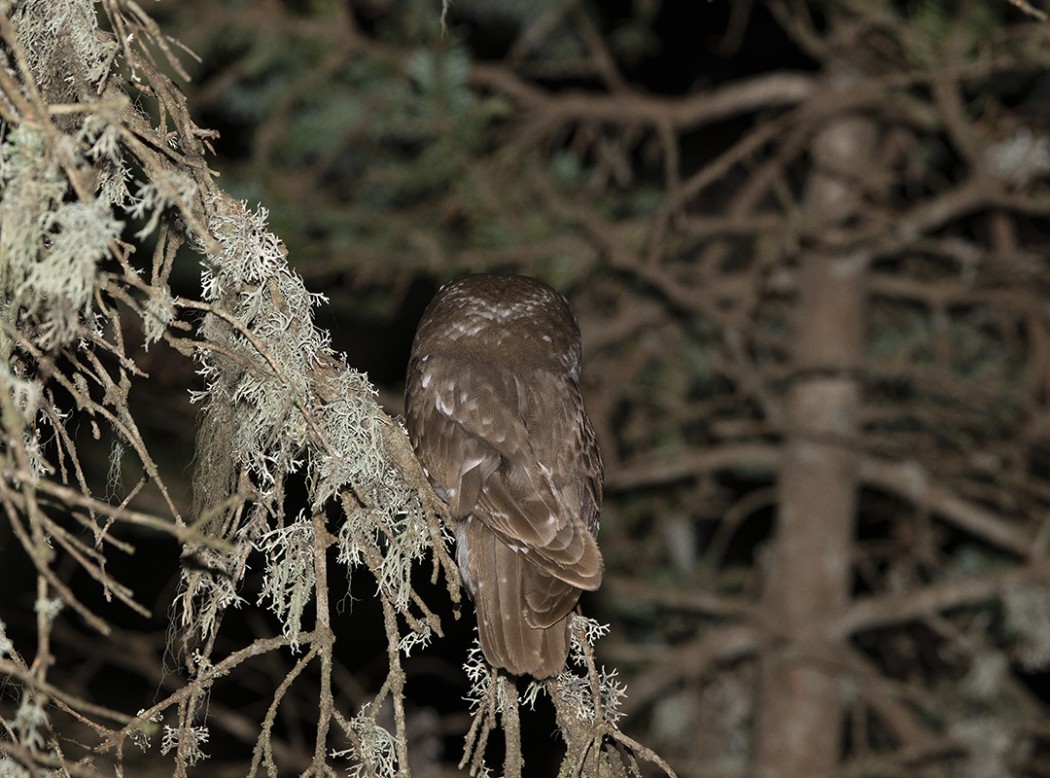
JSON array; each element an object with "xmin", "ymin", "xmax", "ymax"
[{"xmin": 405, "ymin": 274, "xmax": 603, "ymax": 678}]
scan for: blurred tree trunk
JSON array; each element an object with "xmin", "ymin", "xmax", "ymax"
[{"xmin": 753, "ymin": 55, "xmax": 872, "ymax": 777}]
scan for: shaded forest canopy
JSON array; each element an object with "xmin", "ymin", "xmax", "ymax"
[{"xmin": 3, "ymin": 0, "xmax": 1050, "ymax": 776}]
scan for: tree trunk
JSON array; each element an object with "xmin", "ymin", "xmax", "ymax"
[{"xmin": 752, "ymin": 71, "xmax": 873, "ymax": 777}]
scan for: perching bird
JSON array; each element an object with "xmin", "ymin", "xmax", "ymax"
[{"xmin": 405, "ymin": 274, "xmax": 603, "ymax": 678}]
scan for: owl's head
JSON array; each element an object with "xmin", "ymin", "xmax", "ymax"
[{"xmin": 411, "ymin": 274, "xmax": 582, "ymax": 379}]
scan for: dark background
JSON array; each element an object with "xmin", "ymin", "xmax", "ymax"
[{"xmin": 5, "ymin": 0, "xmax": 1050, "ymax": 775}]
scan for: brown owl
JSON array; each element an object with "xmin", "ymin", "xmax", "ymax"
[{"xmin": 405, "ymin": 274, "xmax": 603, "ymax": 678}]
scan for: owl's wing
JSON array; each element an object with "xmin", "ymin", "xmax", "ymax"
[{"xmin": 405, "ymin": 355, "xmax": 602, "ymax": 592}]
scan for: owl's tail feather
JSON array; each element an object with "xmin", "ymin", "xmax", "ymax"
[{"xmin": 468, "ymin": 521, "xmax": 571, "ymax": 678}]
